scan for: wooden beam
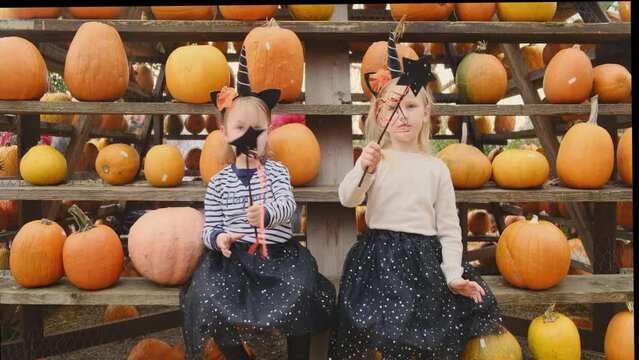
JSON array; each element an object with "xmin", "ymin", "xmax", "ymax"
[
  {"xmin": 15, "ymin": 115, "xmax": 42, "ymax": 226},
  {"xmin": 0, "ymin": 116, "xmax": 139, "ymax": 141},
  {"xmin": 0, "ymin": 275, "xmax": 632, "ymax": 306},
  {"xmin": 0, "ymin": 101, "xmax": 631, "ymax": 117},
  {"xmin": 0, "ymin": 19, "xmax": 629, "ymax": 43}
]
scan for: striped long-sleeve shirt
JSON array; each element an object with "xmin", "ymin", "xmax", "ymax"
[{"xmin": 202, "ymin": 160, "xmax": 296, "ymax": 250}]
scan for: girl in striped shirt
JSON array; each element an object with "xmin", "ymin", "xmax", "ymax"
[{"xmin": 180, "ymin": 47, "xmax": 336, "ymax": 360}]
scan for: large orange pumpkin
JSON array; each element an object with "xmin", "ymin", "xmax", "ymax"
[
  {"xmin": 492, "ymin": 149, "xmax": 549, "ymax": 189},
  {"xmin": 0, "ymin": 200, "xmax": 18, "ymax": 231},
  {"xmin": 244, "ymin": 19, "xmax": 304, "ymax": 102},
  {"xmin": 556, "ymin": 98, "xmax": 613, "ymax": 189},
  {"xmin": 95, "ymin": 144, "xmax": 140, "ymax": 186},
  {"xmin": 0, "ymin": 37, "xmax": 48, "ymax": 100},
  {"xmin": 144, "ymin": 144, "xmax": 185, "ymax": 187},
  {"xmin": 468, "ymin": 209, "xmax": 492, "ymax": 235},
  {"xmin": 437, "ymin": 123, "xmax": 492, "ymax": 189},
  {"xmin": 604, "ymin": 304, "xmax": 634, "ymax": 360},
  {"xmin": 150, "ymin": 6, "xmax": 216, "ymax": 20},
  {"xmin": 617, "ymin": 128, "xmax": 632, "ymax": 186},
  {"xmin": 8, "ymin": 7, "xmax": 62, "ymax": 18},
  {"xmin": 454, "ymin": 3, "xmax": 496, "ymax": 21},
  {"xmin": 10, "ymin": 219, "xmax": 66, "ymax": 288},
  {"xmin": 65, "ymin": 22, "xmax": 129, "ymax": 101},
  {"xmin": 103, "ymin": 304, "xmax": 139, "ymax": 323},
  {"xmin": 360, "ymin": 41, "xmax": 418, "ymax": 99},
  {"xmin": 616, "ymin": 202, "xmax": 633, "ymax": 231},
  {"xmin": 528, "ymin": 303, "xmax": 581, "ymax": 359},
  {"xmin": 20, "ymin": 145, "xmax": 68, "ymax": 186},
  {"xmin": 496, "ymin": 215, "xmax": 570, "ymax": 289},
  {"xmin": 542, "ymin": 43, "xmax": 571, "ymax": 66},
  {"xmin": 218, "ymin": 5, "xmax": 278, "ymax": 20},
  {"xmin": 268, "ymin": 123, "xmax": 321, "ymax": 186},
  {"xmin": 128, "ymin": 338, "xmax": 184, "ymax": 360},
  {"xmin": 63, "ymin": 205, "xmax": 123, "ymax": 290},
  {"xmin": 390, "ymin": 3, "xmax": 454, "ymax": 20},
  {"xmin": 67, "ymin": 7, "xmax": 125, "ymax": 19},
  {"xmin": 165, "ymin": 45, "xmax": 230, "ymax": 103},
  {"xmin": 128, "ymin": 207, "xmax": 205, "ymax": 285},
  {"xmin": 456, "ymin": 52, "xmax": 507, "ymax": 104},
  {"xmin": 0, "ymin": 143, "xmax": 19, "ymax": 177},
  {"xmin": 460, "ymin": 326, "xmax": 523, "ymax": 360},
  {"xmin": 496, "ymin": 2, "xmax": 557, "ymax": 21},
  {"xmin": 591, "ymin": 64, "xmax": 632, "ymax": 103},
  {"xmin": 543, "ymin": 47, "xmax": 593, "ymax": 104},
  {"xmin": 200, "ymin": 130, "xmax": 236, "ymax": 184}
]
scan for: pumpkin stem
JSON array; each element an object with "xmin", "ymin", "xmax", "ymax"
[
  {"xmin": 265, "ymin": 17, "xmax": 278, "ymax": 28},
  {"xmin": 542, "ymin": 301, "xmax": 558, "ymax": 323},
  {"xmin": 460, "ymin": 121, "xmax": 468, "ymax": 144},
  {"xmin": 68, "ymin": 204, "xmax": 95, "ymax": 232},
  {"xmin": 393, "ymin": 15, "xmax": 407, "ymax": 41},
  {"xmin": 587, "ymin": 95, "xmax": 599, "ymax": 125},
  {"xmin": 473, "ymin": 40, "xmax": 488, "ymax": 53},
  {"xmin": 40, "ymin": 218, "xmax": 53, "ymax": 226},
  {"xmin": 530, "ymin": 214, "xmax": 539, "ymax": 224},
  {"xmin": 627, "ymin": 302, "xmax": 634, "ymax": 313}
]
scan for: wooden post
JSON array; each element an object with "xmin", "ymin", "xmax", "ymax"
[
  {"xmin": 304, "ymin": 5, "xmax": 355, "ymax": 359},
  {"xmin": 18, "ymin": 305, "xmax": 44, "ymax": 360},
  {"xmin": 15, "ymin": 115, "xmax": 41, "ymax": 224}
]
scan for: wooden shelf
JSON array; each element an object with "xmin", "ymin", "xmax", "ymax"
[
  {"xmin": 0, "ymin": 101, "xmax": 631, "ymax": 117},
  {"xmin": 0, "ymin": 115, "xmax": 140, "ymax": 141},
  {"xmin": 0, "ymin": 180, "xmax": 631, "ymax": 203},
  {"xmin": 0, "ymin": 19, "xmax": 629, "ymax": 43},
  {"xmin": 0, "ymin": 274, "xmax": 631, "ymax": 306}
]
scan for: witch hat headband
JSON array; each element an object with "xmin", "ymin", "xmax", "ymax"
[
  {"xmin": 210, "ymin": 46, "xmax": 281, "ymax": 112},
  {"xmin": 358, "ymin": 31, "xmax": 437, "ymax": 186}
]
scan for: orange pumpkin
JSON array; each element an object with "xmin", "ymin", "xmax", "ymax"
[
  {"xmin": 542, "ymin": 43, "xmax": 571, "ymax": 66},
  {"xmin": 492, "ymin": 149, "xmax": 549, "ymax": 189},
  {"xmin": 63, "ymin": 205, "xmax": 123, "ymax": 290},
  {"xmin": 206, "ymin": 113, "xmax": 220, "ymax": 133},
  {"xmin": 10, "ymin": 219, "xmax": 66, "ymax": 288},
  {"xmin": 128, "ymin": 338, "xmax": 185, "ymax": 360},
  {"xmin": 218, "ymin": 5, "xmax": 278, "ymax": 20},
  {"xmin": 616, "ymin": 202, "xmax": 633, "ymax": 231},
  {"xmin": 456, "ymin": 52, "xmax": 507, "ymax": 104},
  {"xmin": 496, "ymin": 215, "xmax": 570, "ymax": 290},
  {"xmin": 494, "ymin": 115, "xmax": 516, "ymax": 133},
  {"xmin": 437, "ymin": 123, "xmax": 492, "ymax": 189},
  {"xmin": 65, "ymin": 22, "xmax": 128, "ymax": 101},
  {"xmin": 288, "ymin": 5, "xmax": 335, "ymax": 20},
  {"xmin": 360, "ymin": 41, "xmax": 418, "ymax": 99},
  {"xmin": 184, "ymin": 114, "xmax": 206, "ymax": 135},
  {"xmin": 604, "ymin": 305, "xmax": 634, "ymax": 360},
  {"xmin": 128, "ymin": 207, "xmax": 205, "ymax": 285},
  {"xmin": 40, "ymin": 92, "xmax": 73, "ymax": 124},
  {"xmin": 519, "ymin": 202, "xmax": 541, "ymax": 214},
  {"xmin": 496, "ymin": 2, "xmax": 557, "ymax": 21},
  {"xmin": 67, "ymin": 7, "xmax": 125, "ymax": 19},
  {"xmin": 474, "ymin": 116, "xmax": 493, "ymax": 134},
  {"xmin": 468, "ymin": 209, "xmax": 492, "ymax": 235},
  {"xmin": 539, "ymin": 202, "xmax": 561, "ymax": 217},
  {"xmin": 164, "ymin": 114, "xmax": 184, "ymax": 136},
  {"xmin": 558, "ymin": 202, "xmax": 571, "ymax": 218},
  {"xmin": 95, "ymin": 144, "xmax": 140, "ymax": 186},
  {"xmin": 0, "ymin": 37, "xmax": 48, "ymax": 100},
  {"xmin": 150, "ymin": 6, "xmax": 216, "ymax": 20},
  {"xmin": 0, "ymin": 200, "xmax": 18, "ymax": 231},
  {"xmin": 591, "ymin": 64, "xmax": 632, "ymax": 103},
  {"xmin": 133, "ymin": 64, "xmax": 155, "ymax": 94},
  {"xmin": 390, "ymin": 3, "xmax": 454, "ymax": 20},
  {"xmin": 454, "ymin": 3, "xmax": 496, "ymax": 21},
  {"xmin": 244, "ymin": 19, "xmax": 304, "ymax": 102},
  {"xmin": 556, "ymin": 98, "xmax": 613, "ymax": 189},
  {"xmin": 165, "ymin": 45, "xmax": 229, "ymax": 104},
  {"xmin": 408, "ymin": 42, "xmax": 426, "ymax": 56},
  {"xmin": 144, "ymin": 144, "xmax": 185, "ymax": 187},
  {"xmin": 617, "ymin": 128, "xmax": 632, "ymax": 186},
  {"xmin": 619, "ymin": 1, "xmax": 631, "ymax": 22},
  {"xmin": 521, "ymin": 44, "xmax": 545, "ymax": 72},
  {"xmin": 460, "ymin": 326, "xmax": 523, "ymax": 360},
  {"xmin": 204, "ymin": 338, "xmax": 225, "ymax": 360},
  {"xmin": 8, "ymin": 7, "xmax": 63, "ymax": 18},
  {"xmin": 0, "ymin": 143, "xmax": 19, "ymax": 177},
  {"xmin": 446, "ymin": 116, "xmax": 462, "ymax": 136},
  {"xmin": 427, "ymin": 42, "xmax": 446, "ymax": 57},
  {"xmin": 268, "ymin": 123, "xmax": 321, "ymax": 187},
  {"xmin": 200, "ymin": 130, "xmax": 236, "ymax": 184},
  {"xmin": 185, "ymin": 148, "xmax": 202, "ymax": 171},
  {"xmin": 543, "ymin": 48, "xmax": 593, "ymax": 104},
  {"xmin": 567, "ymin": 237, "xmax": 590, "ymax": 267},
  {"xmin": 75, "ymin": 142, "xmax": 99, "ymax": 172},
  {"xmin": 103, "ymin": 304, "xmax": 139, "ymax": 323},
  {"xmin": 616, "ymin": 239, "xmax": 633, "ymax": 269}
]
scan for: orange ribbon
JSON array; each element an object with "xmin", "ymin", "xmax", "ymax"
[
  {"xmin": 247, "ymin": 157, "xmax": 269, "ymax": 259},
  {"xmin": 216, "ymin": 86, "xmax": 239, "ymax": 112}
]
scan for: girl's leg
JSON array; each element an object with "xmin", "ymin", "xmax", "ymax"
[
  {"xmin": 286, "ymin": 334, "xmax": 311, "ymax": 360},
  {"xmin": 218, "ymin": 345, "xmax": 252, "ymax": 360}
]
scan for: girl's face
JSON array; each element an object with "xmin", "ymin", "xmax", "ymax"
[
  {"xmin": 377, "ymin": 85, "xmax": 429, "ymax": 149},
  {"xmin": 221, "ymin": 104, "xmax": 270, "ymax": 161}
]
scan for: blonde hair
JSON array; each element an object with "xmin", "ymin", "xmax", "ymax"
[
  {"xmin": 221, "ymin": 96, "xmax": 273, "ymax": 161},
  {"xmin": 365, "ymin": 77, "xmax": 434, "ymax": 154}
]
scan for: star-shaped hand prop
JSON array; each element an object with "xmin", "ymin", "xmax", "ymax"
[
  {"xmin": 230, "ymin": 126, "xmax": 265, "ymax": 158},
  {"xmin": 396, "ymin": 56, "xmax": 437, "ymax": 96}
]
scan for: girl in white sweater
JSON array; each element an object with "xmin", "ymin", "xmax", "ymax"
[{"xmin": 329, "ymin": 34, "xmax": 502, "ymax": 360}]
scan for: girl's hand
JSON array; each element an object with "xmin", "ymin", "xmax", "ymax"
[
  {"xmin": 247, "ymin": 202, "xmax": 263, "ymax": 227},
  {"xmin": 449, "ymin": 278, "xmax": 485, "ymax": 303},
  {"xmin": 216, "ymin": 232, "xmax": 245, "ymax": 258},
  {"xmin": 360, "ymin": 142, "xmax": 382, "ymax": 174}
]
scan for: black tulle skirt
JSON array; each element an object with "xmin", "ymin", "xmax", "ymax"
[
  {"xmin": 180, "ymin": 240, "xmax": 336, "ymax": 358},
  {"xmin": 328, "ymin": 229, "xmax": 503, "ymax": 359}
]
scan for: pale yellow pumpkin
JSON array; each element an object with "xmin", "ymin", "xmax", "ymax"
[
  {"xmin": 460, "ymin": 326, "xmax": 522, "ymax": 360},
  {"xmin": 528, "ymin": 304, "xmax": 581, "ymax": 360},
  {"xmin": 20, "ymin": 145, "xmax": 67, "ymax": 185},
  {"xmin": 437, "ymin": 123, "xmax": 492, "ymax": 189}
]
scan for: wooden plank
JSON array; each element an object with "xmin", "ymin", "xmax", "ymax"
[
  {"xmin": 1, "ymin": 310, "xmax": 181, "ymax": 359},
  {"xmin": 0, "ymin": 116, "xmax": 139, "ymax": 142},
  {"xmin": 0, "ymin": 181, "xmax": 632, "ymax": 203},
  {"xmin": 0, "ymin": 275, "xmax": 632, "ymax": 306},
  {"xmin": 482, "ymin": 116, "xmax": 631, "ymax": 141},
  {"xmin": 0, "ymin": 19, "xmax": 629, "ymax": 43},
  {"xmin": 0, "ymin": 101, "xmax": 632, "ymax": 116}
]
